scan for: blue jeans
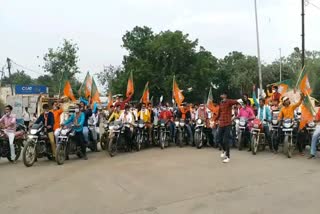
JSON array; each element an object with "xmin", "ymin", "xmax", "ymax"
[
  {"xmin": 83, "ymin": 126, "xmax": 89, "ymax": 143},
  {"xmin": 310, "ymin": 126, "xmax": 320, "ymax": 156}
]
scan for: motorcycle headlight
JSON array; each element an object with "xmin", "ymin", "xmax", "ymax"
[
  {"xmin": 283, "ymin": 122, "xmax": 292, "ymax": 128},
  {"xmin": 308, "ymin": 122, "xmax": 315, "ymax": 127},
  {"xmin": 30, "ymin": 129, "xmax": 37, "ymax": 135},
  {"xmin": 104, "ymin": 124, "xmax": 109, "ymax": 128},
  {"xmin": 197, "ymin": 119, "xmax": 202, "ymax": 125},
  {"xmin": 114, "ymin": 125, "xmax": 120, "ymax": 130},
  {"xmin": 160, "ymin": 123, "xmax": 165, "ymax": 127},
  {"xmin": 139, "ymin": 123, "xmax": 144, "ymax": 128},
  {"xmin": 239, "ymin": 121, "xmax": 246, "ymax": 126},
  {"xmin": 254, "ymin": 124, "xmax": 259, "ymax": 129},
  {"xmin": 61, "ymin": 129, "xmax": 68, "ymax": 136},
  {"xmin": 272, "ymin": 120, "xmax": 278, "ymax": 125},
  {"xmin": 180, "ymin": 122, "xmax": 185, "ymax": 127},
  {"xmin": 109, "ymin": 126, "xmax": 114, "ymax": 130},
  {"xmin": 175, "ymin": 121, "xmax": 179, "ymax": 126}
]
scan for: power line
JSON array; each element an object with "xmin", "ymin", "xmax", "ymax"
[
  {"xmin": 9, "ymin": 59, "xmax": 43, "ymax": 75},
  {"xmin": 306, "ymin": 0, "xmax": 320, "ymax": 10}
]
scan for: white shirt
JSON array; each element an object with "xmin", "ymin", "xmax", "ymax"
[
  {"xmin": 22, "ymin": 111, "xmax": 31, "ymax": 122},
  {"xmin": 119, "ymin": 111, "xmax": 134, "ymax": 124}
]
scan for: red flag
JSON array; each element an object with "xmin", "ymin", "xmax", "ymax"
[{"xmin": 63, "ymin": 81, "xmax": 76, "ymax": 102}]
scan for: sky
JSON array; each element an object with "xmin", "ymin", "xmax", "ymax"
[{"xmin": 1, "ymin": 0, "xmax": 320, "ymax": 82}]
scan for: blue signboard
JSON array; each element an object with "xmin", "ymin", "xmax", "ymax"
[{"xmin": 15, "ymin": 85, "xmax": 48, "ymax": 95}]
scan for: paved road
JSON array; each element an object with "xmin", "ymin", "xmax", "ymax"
[{"xmin": 0, "ymin": 147, "xmax": 319, "ymax": 214}]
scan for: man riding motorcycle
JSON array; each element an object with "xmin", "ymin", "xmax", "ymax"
[
  {"xmin": 237, "ymin": 100, "xmax": 255, "ymax": 151},
  {"xmin": 159, "ymin": 105, "xmax": 174, "ymax": 142},
  {"xmin": 34, "ymin": 104, "xmax": 56, "ymax": 159},
  {"xmin": 138, "ymin": 103, "xmax": 152, "ymax": 143},
  {"xmin": 118, "ymin": 105, "xmax": 135, "ymax": 150},
  {"xmin": 0, "ymin": 105, "xmax": 17, "ymax": 162},
  {"xmin": 108, "ymin": 104, "xmax": 121, "ymax": 123},
  {"xmin": 176, "ymin": 103, "xmax": 193, "ymax": 145},
  {"xmin": 62, "ymin": 104, "xmax": 87, "ymax": 160},
  {"xmin": 277, "ymin": 93, "xmax": 304, "ymax": 154},
  {"xmin": 308, "ymin": 108, "xmax": 320, "ymax": 159},
  {"xmin": 80, "ymin": 101, "xmax": 92, "ymax": 148},
  {"xmin": 253, "ymin": 86, "xmax": 272, "ymax": 144}
]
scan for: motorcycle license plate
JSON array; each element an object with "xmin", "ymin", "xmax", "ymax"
[{"xmin": 282, "ymin": 128, "xmax": 293, "ymax": 132}]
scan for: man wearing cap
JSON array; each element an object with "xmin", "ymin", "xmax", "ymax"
[
  {"xmin": 277, "ymin": 93, "xmax": 304, "ymax": 154},
  {"xmin": 218, "ymin": 92, "xmax": 239, "ymax": 163}
]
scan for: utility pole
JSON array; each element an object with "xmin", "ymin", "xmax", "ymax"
[
  {"xmin": 279, "ymin": 48, "xmax": 282, "ymax": 82},
  {"xmin": 254, "ymin": 0, "xmax": 263, "ymax": 95},
  {"xmin": 301, "ymin": 0, "xmax": 305, "ymax": 69},
  {"xmin": 6, "ymin": 58, "xmax": 14, "ymax": 95}
]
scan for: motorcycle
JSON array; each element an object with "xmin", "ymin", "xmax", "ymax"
[
  {"xmin": 250, "ymin": 119, "xmax": 267, "ymax": 155},
  {"xmin": 99, "ymin": 123, "xmax": 109, "ymax": 150},
  {"xmin": 159, "ymin": 120, "xmax": 170, "ymax": 149},
  {"xmin": 22, "ymin": 123, "xmax": 53, "ymax": 167},
  {"xmin": 270, "ymin": 110, "xmax": 280, "ymax": 152},
  {"xmin": 175, "ymin": 119, "xmax": 188, "ymax": 147},
  {"xmin": 87, "ymin": 125, "xmax": 98, "ymax": 152},
  {"xmin": 107, "ymin": 121, "xmax": 131, "ymax": 157},
  {"xmin": 236, "ymin": 117, "xmax": 249, "ymax": 150},
  {"xmin": 305, "ymin": 121, "xmax": 316, "ymax": 146},
  {"xmin": 194, "ymin": 119, "xmax": 206, "ymax": 149},
  {"xmin": 0, "ymin": 124, "xmax": 26, "ymax": 162},
  {"xmin": 55, "ymin": 125, "xmax": 83, "ymax": 165},
  {"xmin": 281, "ymin": 119, "xmax": 298, "ymax": 158},
  {"xmin": 152, "ymin": 120, "xmax": 160, "ymax": 146},
  {"xmin": 134, "ymin": 120, "xmax": 148, "ymax": 151}
]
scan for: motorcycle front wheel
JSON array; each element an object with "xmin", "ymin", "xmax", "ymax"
[
  {"xmin": 22, "ymin": 140, "xmax": 37, "ymax": 167},
  {"xmin": 283, "ymin": 135, "xmax": 293, "ymax": 158},
  {"xmin": 251, "ymin": 135, "xmax": 259, "ymax": 155},
  {"xmin": 108, "ymin": 137, "xmax": 117, "ymax": 157},
  {"xmin": 194, "ymin": 131, "xmax": 203, "ymax": 149},
  {"xmin": 56, "ymin": 143, "xmax": 66, "ymax": 165}
]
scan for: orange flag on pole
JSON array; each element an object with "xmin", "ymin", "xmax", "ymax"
[
  {"xmin": 173, "ymin": 76, "xmax": 184, "ymax": 106},
  {"xmin": 63, "ymin": 81, "xmax": 76, "ymax": 102},
  {"xmin": 140, "ymin": 82, "xmax": 149, "ymax": 104},
  {"xmin": 126, "ymin": 71, "xmax": 134, "ymax": 98},
  {"xmin": 107, "ymin": 92, "xmax": 113, "ymax": 109},
  {"xmin": 299, "ymin": 73, "xmax": 312, "ymax": 95}
]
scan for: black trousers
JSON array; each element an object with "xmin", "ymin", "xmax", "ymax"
[
  {"xmin": 217, "ymin": 125, "xmax": 231, "ymax": 158},
  {"xmin": 75, "ymin": 131, "xmax": 86, "ymax": 155},
  {"xmin": 24, "ymin": 121, "xmax": 30, "ymax": 131}
]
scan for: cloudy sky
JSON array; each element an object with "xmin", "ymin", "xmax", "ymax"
[{"xmin": 1, "ymin": 0, "xmax": 319, "ymax": 81}]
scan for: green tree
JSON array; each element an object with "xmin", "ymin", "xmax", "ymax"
[
  {"xmin": 1, "ymin": 70, "xmax": 34, "ymax": 85},
  {"xmin": 43, "ymin": 39, "xmax": 80, "ymax": 96}
]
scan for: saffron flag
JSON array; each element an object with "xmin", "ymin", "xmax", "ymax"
[
  {"xmin": 79, "ymin": 72, "xmax": 92, "ymax": 98},
  {"xmin": 299, "ymin": 73, "xmax": 312, "ymax": 95},
  {"xmin": 91, "ymin": 78, "xmax": 101, "ymax": 104},
  {"xmin": 63, "ymin": 81, "xmax": 76, "ymax": 102},
  {"xmin": 172, "ymin": 76, "xmax": 184, "ymax": 106},
  {"xmin": 140, "ymin": 82, "xmax": 149, "ymax": 104},
  {"xmin": 299, "ymin": 95, "xmax": 316, "ymax": 130},
  {"xmin": 206, "ymin": 87, "xmax": 219, "ymax": 116},
  {"xmin": 126, "ymin": 71, "xmax": 134, "ymax": 98},
  {"xmin": 107, "ymin": 92, "xmax": 113, "ymax": 110}
]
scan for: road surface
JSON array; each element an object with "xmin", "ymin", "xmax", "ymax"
[{"xmin": 0, "ymin": 147, "xmax": 319, "ymax": 214}]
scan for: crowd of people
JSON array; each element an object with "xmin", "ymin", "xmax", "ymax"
[{"xmin": 1, "ymin": 84, "xmax": 320, "ymax": 164}]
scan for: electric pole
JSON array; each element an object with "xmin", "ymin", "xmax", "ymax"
[
  {"xmin": 279, "ymin": 48, "xmax": 282, "ymax": 82},
  {"xmin": 254, "ymin": 0, "xmax": 263, "ymax": 94},
  {"xmin": 6, "ymin": 58, "xmax": 14, "ymax": 95},
  {"xmin": 301, "ymin": 0, "xmax": 305, "ymax": 69}
]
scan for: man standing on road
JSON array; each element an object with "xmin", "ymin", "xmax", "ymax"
[
  {"xmin": 217, "ymin": 92, "xmax": 238, "ymax": 163},
  {"xmin": 308, "ymin": 108, "xmax": 320, "ymax": 159},
  {"xmin": 22, "ymin": 107, "xmax": 31, "ymax": 131}
]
